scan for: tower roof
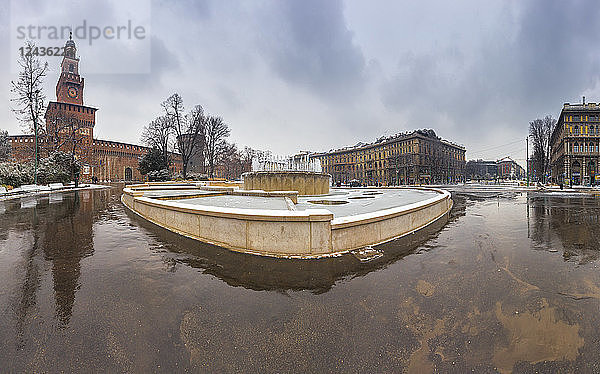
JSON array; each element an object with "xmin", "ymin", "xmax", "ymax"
[
  {"xmin": 67, "ymin": 31, "xmax": 75, "ymax": 46},
  {"xmin": 64, "ymin": 32, "xmax": 77, "ymax": 59}
]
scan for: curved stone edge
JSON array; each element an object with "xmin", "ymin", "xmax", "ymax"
[
  {"xmin": 331, "ymin": 192, "xmax": 453, "ymax": 253},
  {"xmin": 121, "ymin": 186, "xmax": 452, "ymax": 259}
]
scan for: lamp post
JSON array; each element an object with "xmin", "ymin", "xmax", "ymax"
[
  {"xmin": 526, "ymin": 136, "xmax": 529, "ymax": 188},
  {"xmin": 33, "ymin": 89, "xmax": 40, "ymax": 185}
]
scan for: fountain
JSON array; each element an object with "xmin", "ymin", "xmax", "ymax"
[
  {"xmin": 122, "ymin": 153, "xmax": 452, "ymax": 258},
  {"xmin": 243, "ymin": 154, "xmax": 330, "ymax": 195}
]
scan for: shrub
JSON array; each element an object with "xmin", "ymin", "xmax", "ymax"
[
  {"xmin": 0, "ymin": 162, "xmax": 33, "ymax": 187},
  {"xmin": 147, "ymin": 168, "xmax": 171, "ymax": 182},
  {"xmin": 0, "ymin": 152, "xmax": 79, "ymax": 187},
  {"xmin": 185, "ymin": 172, "xmax": 208, "ymax": 181}
]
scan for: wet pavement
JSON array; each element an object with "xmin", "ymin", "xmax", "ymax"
[{"xmin": 1, "ymin": 185, "xmax": 600, "ymax": 372}]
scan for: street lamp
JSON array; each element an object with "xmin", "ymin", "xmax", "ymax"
[
  {"xmin": 33, "ymin": 89, "xmax": 40, "ymax": 185},
  {"xmin": 526, "ymin": 134, "xmax": 531, "ymax": 188}
]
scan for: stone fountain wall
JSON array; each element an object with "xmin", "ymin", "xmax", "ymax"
[{"xmin": 121, "ymin": 184, "xmax": 452, "ymax": 259}]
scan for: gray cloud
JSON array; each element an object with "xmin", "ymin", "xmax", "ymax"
[
  {"xmin": 89, "ymin": 36, "xmax": 179, "ymax": 91},
  {"xmin": 2, "ymin": 0, "xmax": 600, "ymax": 164},
  {"xmin": 512, "ymin": 0, "xmax": 600, "ymax": 105},
  {"xmin": 256, "ymin": 0, "xmax": 366, "ymax": 100},
  {"xmin": 377, "ymin": 0, "xmax": 600, "ymax": 162}
]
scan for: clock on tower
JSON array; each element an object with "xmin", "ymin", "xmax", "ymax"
[{"xmin": 67, "ymin": 87, "xmax": 78, "ymax": 99}]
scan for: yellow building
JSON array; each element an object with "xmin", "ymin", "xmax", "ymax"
[
  {"xmin": 312, "ymin": 129, "xmax": 465, "ymax": 186},
  {"xmin": 550, "ymin": 100, "xmax": 600, "ymax": 185}
]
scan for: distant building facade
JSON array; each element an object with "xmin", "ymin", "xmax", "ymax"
[
  {"xmin": 497, "ymin": 156, "xmax": 525, "ymax": 180},
  {"xmin": 466, "ymin": 159, "xmax": 498, "ymax": 181},
  {"xmin": 549, "ymin": 100, "xmax": 600, "ymax": 185},
  {"xmin": 177, "ymin": 133, "xmax": 205, "ymax": 174},
  {"xmin": 311, "ymin": 129, "xmax": 466, "ymax": 186},
  {"xmin": 9, "ymin": 36, "xmax": 181, "ymax": 182}
]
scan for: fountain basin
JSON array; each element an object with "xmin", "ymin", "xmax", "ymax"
[{"xmin": 122, "ymin": 183, "xmax": 452, "ymax": 258}]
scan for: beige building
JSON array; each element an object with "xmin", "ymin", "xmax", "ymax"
[{"xmin": 312, "ymin": 129, "xmax": 465, "ymax": 186}]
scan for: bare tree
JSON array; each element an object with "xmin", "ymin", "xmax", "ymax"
[
  {"xmin": 141, "ymin": 115, "xmax": 173, "ymax": 167},
  {"xmin": 46, "ymin": 109, "xmax": 90, "ymax": 183},
  {"xmin": 162, "ymin": 94, "xmax": 205, "ymax": 178},
  {"xmin": 529, "ymin": 115, "xmax": 556, "ymax": 183},
  {"xmin": 241, "ymin": 146, "xmax": 255, "ymax": 171},
  {"xmin": 204, "ymin": 115, "xmax": 230, "ymax": 179},
  {"xmin": 46, "ymin": 110, "xmax": 80, "ymax": 152},
  {"xmin": 186, "ymin": 106, "xmax": 206, "ymax": 173},
  {"xmin": 544, "ymin": 116, "xmax": 557, "ymax": 182},
  {"xmin": 10, "ymin": 40, "xmax": 48, "ymax": 184},
  {"xmin": 215, "ymin": 142, "xmax": 245, "ymax": 180}
]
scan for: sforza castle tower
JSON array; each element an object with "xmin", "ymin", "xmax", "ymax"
[{"xmin": 9, "ymin": 36, "xmax": 181, "ymax": 182}]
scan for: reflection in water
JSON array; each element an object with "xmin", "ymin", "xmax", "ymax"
[
  {"xmin": 528, "ymin": 193, "xmax": 600, "ymax": 264},
  {"xmin": 42, "ymin": 192, "xmax": 95, "ymax": 325},
  {"xmin": 126, "ymin": 197, "xmax": 462, "ymax": 294},
  {"xmin": 14, "ymin": 209, "xmax": 41, "ymax": 349},
  {"xmin": 3, "ymin": 187, "xmax": 600, "ymax": 372},
  {"xmin": 0, "ymin": 189, "xmax": 106, "ymax": 339}
]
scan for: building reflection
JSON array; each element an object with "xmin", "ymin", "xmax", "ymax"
[
  {"xmin": 0, "ymin": 189, "xmax": 107, "ymax": 340},
  {"xmin": 528, "ymin": 193, "xmax": 600, "ymax": 264},
  {"xmin": 42, "ymin": 191, "xmax": 96, "ymax": 325},
  {"xmin": 13, "ymin": 220, "xmax": 42, "ymax": 348}
]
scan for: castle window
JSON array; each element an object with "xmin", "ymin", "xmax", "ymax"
[{"xmin": 69, "ymin": 64, "xmax": 74, "ymax": 72}]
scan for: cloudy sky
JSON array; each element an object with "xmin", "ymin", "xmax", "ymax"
[{"xmin": 1, "ymin": 0, "xmax": 600, "ymax": 167}]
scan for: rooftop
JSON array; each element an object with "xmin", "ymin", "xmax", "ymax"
[
  {"xmin": 563, "ymin": 102, "xmax": 600, "ymax": 111},
  {"xmin": 317, "ymin": 129, "xmax": 465, "ymax": 155}
]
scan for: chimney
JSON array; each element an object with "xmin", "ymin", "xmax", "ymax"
[{"xmin": 583, "ymin": 96, "xmax": 586, "ymax": 105}]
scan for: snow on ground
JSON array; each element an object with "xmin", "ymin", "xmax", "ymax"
[{"xmin": 0, "ymin": 183, "xmax": 110, "ymax": 202}]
